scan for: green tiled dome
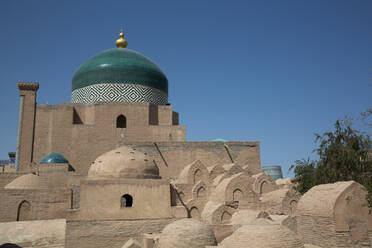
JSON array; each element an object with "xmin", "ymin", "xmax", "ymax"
[
  {"xmin": 40, "ymin": 153, "xmax": 68, "ymax": 164},
  {"xmin": 71, "ymin": 48, "xmax": 168, "ymax": 94}
]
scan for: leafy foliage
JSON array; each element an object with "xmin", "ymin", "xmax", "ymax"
[
  {"xmin": 290, "ymin": 120, "xmax": 372, "ymax": 208},
  {"xmin": 361, "ymin": 108, "xmax": 372, "ymax": 128}
]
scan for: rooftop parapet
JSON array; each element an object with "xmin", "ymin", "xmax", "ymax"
[{"xmin": 17, "ymin": 82, "xmax": 39, "ymax": 91}]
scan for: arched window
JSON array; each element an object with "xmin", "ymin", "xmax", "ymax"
[
  {"xmin": 190, "ymin": 206, "xmax": 200, "ymax": 219},
  {"xmin": 117, "ymin": 115, "xmax": 127, "ymax": 128},
  {"xmin": 193, "ymin": 169, "xmax": 202, "ymax": 184},
  {"xmin": 17, "ymin": 200, "xmax": 31, "ymax": 221},
  {"xmin": 260, "ymin": 181, "xmax": 268, "ymax": 195},
  {"xmin": 233, "ymin": 189, "xmax": 243, "ymax": 202},
  {"xmin": 221, "ymin": 211, "xmax": 232, "ymax": 224},
  {"xmin": 120, "ymin": 194, "xmax": 133, "ymax": 208}
]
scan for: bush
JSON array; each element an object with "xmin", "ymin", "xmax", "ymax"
[{"xmin": 290, "ymin": 120, "xmax": 372, "ymax": 208}]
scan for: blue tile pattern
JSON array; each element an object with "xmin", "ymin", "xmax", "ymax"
[{"xmin": 71, "ymin": 83, "xmax": 168, "ymax": 104}]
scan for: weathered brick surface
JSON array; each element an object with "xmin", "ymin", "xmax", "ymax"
[
  {"xmin": 30, "ymin": 102, "xmax": 186, "ymax": 174},
  {"xmin": 296, "ymin": 182, "xmax": 371, "ymax": 247},
  {"xmin": 0, "ymin": 173, "xmax": 26, "ymax": 188},
  {"xmin": 74, "ymin": 178, "xmax": 172, "ymax": 221},
  {"xmin": 297, "ymin": 215, "xmax": 338, "ymax": 247},
  {"xmin": 334, "ymin": 229, "xmax": 371, "ymax": 247},
  {"xmin": 0, "ymin": 188, "xmax": 71, "ymax": 222},
  {"xmin": 65, "ymin": 219, "xmax": 175, "ymax": 248},
  {"xmin": 0, "ymin": 219, "xmax": 66, "ymax": 248},
  {"xmin": 260, "ymin": 188, "xmax": 301, "ymax": 215},
  {"xmin": 19, "ymin": 98, "xmax": 260, "ymax": 177},
  {"xmin": 127, "ymin": 141, "xmax": 261, "ymax": 180}
]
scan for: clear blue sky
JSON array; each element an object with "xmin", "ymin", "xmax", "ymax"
[{"xmin": 0, "ymin": 0, "xmax": 371, "ymax": 177}]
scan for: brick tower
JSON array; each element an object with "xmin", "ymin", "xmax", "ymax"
[{"xmin": 15, "ymin": 82, "xmax": 39, "ymax": 171}]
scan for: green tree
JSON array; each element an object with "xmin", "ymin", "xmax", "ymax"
[{"xmin": 290, "ymin": 120, "xmax": 372, "ymax": 208}]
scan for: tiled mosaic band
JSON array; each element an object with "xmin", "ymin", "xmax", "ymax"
[{"xmin": 71, "ymin": 83, "xmax": 168, "ymax": 105}]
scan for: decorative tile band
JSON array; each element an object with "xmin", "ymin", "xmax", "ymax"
[{"xmin": 71, "ymin": 83, "xmax": 168, "ymax": 105}]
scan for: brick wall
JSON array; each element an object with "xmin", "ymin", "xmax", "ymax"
[
  {"xmin": 17, "ymin": 83, "xmax": 38, "ymax": 172},
  {"xmin": 0, "ymin": 188, "xmax": 71, "ymax": 222},
  {"xmin": 297, "ymin": 215, "xmax": 338, "ymax": 247},
  {"xmin": 126, "ymin": 141, "xmax": 261, "ymax": 180},
  {"xmin": 76, "ymin": 179, "xmax": 172, "ymax": 220},
  {"xmin": 29, "ymin": 102, "xmax": 186, "ymax": 174},
  {"xmin": 19, "ymin": 98, "xmax": 260, "ymax": 178}
]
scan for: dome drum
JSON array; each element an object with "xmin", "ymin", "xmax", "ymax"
[{"xmin": 71, "ymin": 83, "xmax": 167, "ymax": 105}]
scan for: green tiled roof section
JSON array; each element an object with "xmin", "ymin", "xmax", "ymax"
[{"xmin": 72, "ymin": 48, "xmax": 168, "ymax": 93}]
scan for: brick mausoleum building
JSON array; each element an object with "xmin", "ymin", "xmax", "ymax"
[{"xmin": 0, "ymin": 30, "xmax": 370, "ymax": 248}]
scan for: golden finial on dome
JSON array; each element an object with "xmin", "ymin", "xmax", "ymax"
[{"xmin": 116, "ymin": 29, "xmax": 128, "ymax": 48}]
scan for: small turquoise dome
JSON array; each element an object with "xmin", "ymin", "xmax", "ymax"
[
  {"xmin": 71, "ymin": 48, "xmax": 168, "ymax": 105},
  {"xmin": 40, "ymin": 153, "xmax": 68, "ymax": 164},
  {"xmin": 212, "ymin": 138, "xmax": 227, "ymax": 142}
]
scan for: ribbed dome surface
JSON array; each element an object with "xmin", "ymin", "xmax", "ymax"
[
  {"xmin": 88, "ymin": 146, "xmax": 160, "ymax": 179},
  {"xmin": 71, "ymin": 48, "xmax": 168, "ymax": 104},
  {"xmin": 158, "ymin": 218, "xmax": 217, "ymax": 248}
]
